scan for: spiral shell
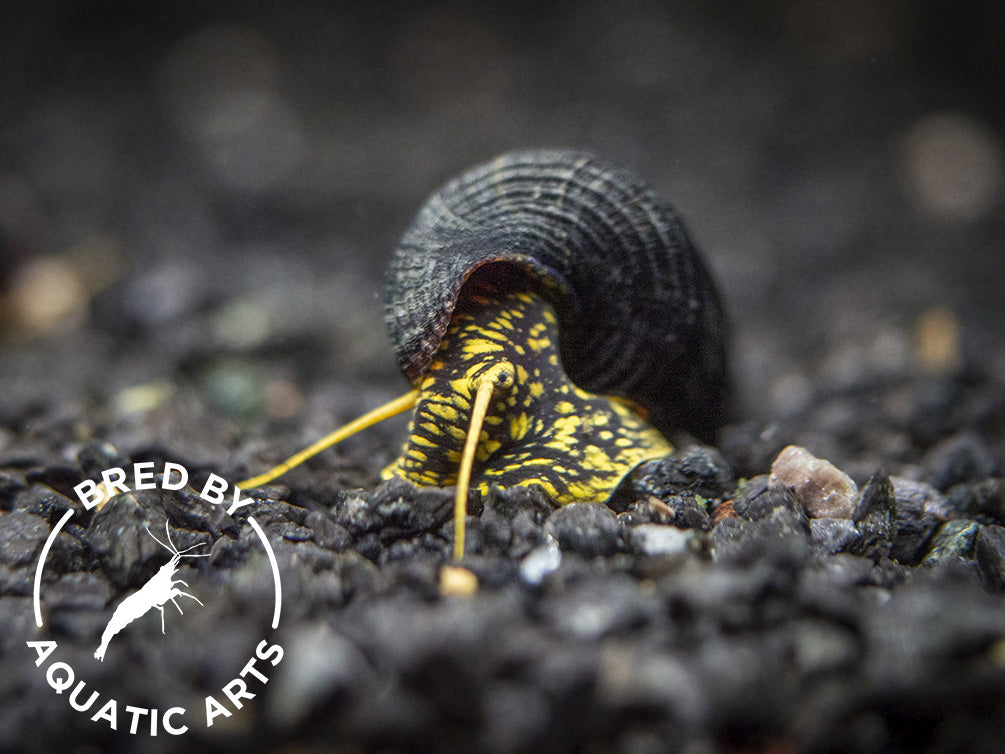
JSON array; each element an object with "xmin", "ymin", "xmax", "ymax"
[{"xmin": 384, "ymin": 149, "xmax": 728, "ymax": 442}]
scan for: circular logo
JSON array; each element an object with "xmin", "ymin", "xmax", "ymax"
[{"xmin": 28, "ymin": 462, "xmax": 284, "ymax": 737}]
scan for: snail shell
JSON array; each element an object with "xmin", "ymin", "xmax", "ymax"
[{"xmin": 384, "ymin": 149, "xmax": 728, "ymax": 443}]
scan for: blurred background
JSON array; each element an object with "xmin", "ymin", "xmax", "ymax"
[{"xmin": 0, "ymin": 1, "xmax": 1002, "ymax": 456}]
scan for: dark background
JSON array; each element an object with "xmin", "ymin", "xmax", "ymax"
[
  {"xmin": 1, "ymin": 5, "xmax": 1004, "ymax": 752},
  {"xmin": 1, "ymin": 0, "xmax": 1003, "ymax": 458}
]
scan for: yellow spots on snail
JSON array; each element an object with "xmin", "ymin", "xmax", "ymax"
[
  {"xmin": 509, "ymin": 412, "xmax": 530, "ymax": 440},
  {"xmin": 480, "ymin": 438, "xmax": 502, "ymax": 457},
  {"xmin": 526, "ymin": 336, "xmax": 551, "ymax": 353},
  {"xmin": 382, "ymin": 287, "xmax": 672, "ymax": 508},
  {"xmin": 583, "ymin": 444, "xmax": 612, "ymax": 469},
  {"xmin": 463, "ymin": 338, "xmax": 504, "ymax": 357}
]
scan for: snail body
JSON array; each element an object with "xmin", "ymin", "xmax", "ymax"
[{"xmin": 381, "ymin": 280, "xmax": 673, "ymax": 502}]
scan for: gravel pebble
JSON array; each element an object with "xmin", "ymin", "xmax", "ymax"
[
  {"xmin": 609, "ymin": 445, "xmax": 734, "ymax": 511},
  {"xmin": 922, "ymin": 519, "xmax": 983, "ymax": 566},
  {"xmin": 810, "ymin": 517, "xmax": 858, "ymax": 553},
  {"xmin": 923, "ymin": 431, "xmax": 999, "ymax": 490},
  {"xmin": 770, "ymin": 445, "xmax": 859, "ymax": 519},
  {"xmin": 849, "ymin": 474, "xmax": 895, "ymax": 561},
  {"xmin": 304, "ymin": 508, "xmax": 352, "ymax": 551},
  {"xmin": 889, "ymin": 476, "xmax": 947, "ymax": 564},
  {"xmin": 520, "ymin": 535, "xmax": 562, "ymax": 585},
  {"xmin": 975, "ymin": 524, "xmax": 1005, "ymax": 591},
  {"xmin": 0, "ymin": 509, "xmax": 49, "ymax": 567},
  {"xmin": 631, "ymin": 523, "xmax": 694, "ymax": 556},
  {"xmin": 544, "ymin": 503, "xmax": 621, "ymax": 558},
  {"xmin": 266, "ymin": 621, "xmax": 374, "ymax": 729}
]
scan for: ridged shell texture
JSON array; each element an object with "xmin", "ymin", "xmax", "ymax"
[{"xmin": 385, "ymin": 149, "xmax": 728, "ymax": 442}]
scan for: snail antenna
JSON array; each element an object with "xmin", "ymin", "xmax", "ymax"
[
  {"xmin": 238, "ymin": 389, "xmax": 420, "ymax": 489},
  {"xmin": 453, "ymin": 361, "xmax": 515, "ymax": 561}
]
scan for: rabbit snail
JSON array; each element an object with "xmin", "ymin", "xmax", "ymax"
[{"xmin": 240, "ymin": 149, "xmax": 729, "ymax": 559}]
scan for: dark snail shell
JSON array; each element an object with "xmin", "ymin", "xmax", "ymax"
[{"xmin": 384, "ymin": 149, "xmax": 729, "ymax": 443}]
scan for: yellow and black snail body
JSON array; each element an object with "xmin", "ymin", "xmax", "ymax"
[
  {"xmin": 240, "ymin": 149, "xmax": 729, "ymax": 558},
  {"xmin": 382, "ymin": 272, "xmax": 674, "ymax": 502}
]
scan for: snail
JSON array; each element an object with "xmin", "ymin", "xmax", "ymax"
[{"xmin": 240, "ymin": 149, "xmax": 729, "ymax": 559}]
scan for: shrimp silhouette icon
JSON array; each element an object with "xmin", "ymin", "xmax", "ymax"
[{"xmin": 94, "ymin": 523, "xmax": 209, "ymax": 662}]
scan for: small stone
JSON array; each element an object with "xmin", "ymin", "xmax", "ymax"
[
  {"xmin": 46, "ymin": 528, "xmax": 98, "ymax": 574},
  {"xmin": 711, "ymin": 505, "xmax": 811, "ymax": 569},
  {"xmin": 597, "ymin": 646, "xmax": 706, "ymax": 728},
  {"xmin": 510, "ymin": 509, "xmax": 547, "ymax": 556},
  {"xmin": 973, "ymin": 478, "xmax": 1005, "ymax": 521},
  {"xmin": 848, "ymin": 474, "xmax": 895, "ymax": 562},
  {"xmin": 0, "ymin": 563, "xmax": 32, "ymax": 596},
  {"xmin": 732, "ymin": 475, "xmax": 799, "ymax": 521},
  {"xmin": 710, "ymin": 516, "xmax": 748, "ymax": 556},
  {"xmin": 619, "ymin": 495, "xmax": 676, "ymax": 525},
  {"xmin": 623, "ymin": 494, "xmax": 712, "ymax": 531},
  {"xmin": 923, "ymin": 431, "xmax": 998, "ymax": 490},
  {"xmin": 279, "ymin": 522, "xmax": 315, "ymax": 542},
  {"xmin": 305, "ymin": 509, "xmax": 351, "ymax": 551},
  {"xmin": 631, "ymin": 524, "xmax": 693, "ymax": 556},
  {"xmin": 712, "ymin": 500, "xmax": 736, "ymax": 523},
  {"xmin": 0, "ymin": 510, "xmax": 49, "ymax": 567},
  {"xmin": 76, "ymin": 440, "xmax": 128, "ymax": 476},
  {"xmin": 519, "ymin": 535, "xmax": 562, "ymax": 585},
  {"xmin": 474, "ymin": 507, "xmax": 513, "ymax": 553},
  {"xmin": 769, "ymin": 445, "xmax": 858, "ymax": 519},
  {"xmin": 17, "ymin": 484, "xmax": 82, "ymax": 525},
  {"xmin": 943, "ymin": 477, "xmax": 1005, "ymax": 521},
  {"xmin": 545, "ymin": 576, "xmax": 659, "ymax": 641},
  {"xmin": 922, "ymin": 519, "xmax": 983, "ymax": 566},
  {"xmin": 892, "ymin": 476, "xmax": 950, "ymax": 518},
  {"xmin": 266, "ymin": 622, "xmax": 372, "ymax": 729},
  {"xmin": 0, "ymin": 471, "xmax": 28, "ymax": 511},
  {"xmin": 365, "ymin": 477, "xmax": 472, "ymax": 542},
  {"xmin": 608, "ymin": 445, "xmax": 734, "ymax": 511},
  {"xmin": 461, "ymin": 553, "xmax": 518, "ymax": 589},
  {"xmin": 810, "ymin": 518, "xmax": 858, "ymax": 554},
  {"xmin": 333, "ymin": 493, "xmax": 381, "ymax": 535},
  {"xmin": 544, "ymin": 503, "xmax": 621, "ymax": 557},
  {"xmin": 44, "ymin": 572, "xmax": 114, "ymax": 611},
  {"xmin": 485, "ymin": 484, "xmax": 556, "ymax": 520},
  {"xmin": 975, "ymin": 524, "xmax": 1005, "ymax": 591},
  {"xmin": 439, "ymin": 565, "xmax": 478, "ymax": 596},
  {"xmin": 889, "ymin": 477, "xmax": 947, "ymax": 565}
]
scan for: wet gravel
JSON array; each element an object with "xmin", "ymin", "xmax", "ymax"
[
  {"xmin": 3, "ymin": 364, "xmax": 1005, "ymax": 752},
  {"xmin": 2, "ymin": 3, "xmax": 1005, "ymax": 753}
]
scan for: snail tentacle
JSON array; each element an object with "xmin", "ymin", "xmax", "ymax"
[
  {"xmin": 237, "ymin": 389, "xmax": 419, "ymax": 490},
  {"xmin": 452, "ymin": 360, "xmax": 515, "ymax": 560}
]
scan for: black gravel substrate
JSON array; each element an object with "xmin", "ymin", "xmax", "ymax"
[{"xmin": 2, "ymin": 4, "xmax": 1004, "ymax": 753}]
